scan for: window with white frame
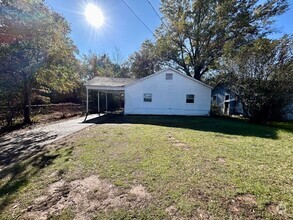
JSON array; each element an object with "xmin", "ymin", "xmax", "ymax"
[
  {"xmin": 186, "ymin": 94, "xmax": 195, "ymax": 103},
  {"xmin": 144, "ymin": 93, "xmax": 152, "ymax": 102},
  {"xmin": 165, "ymin": 73, "xmax": 173, "ymax": 80}
]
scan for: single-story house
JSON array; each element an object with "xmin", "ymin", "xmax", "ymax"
[{"xmin": 85, "ymin": 68, "xmax": 213, "ymax": 116}]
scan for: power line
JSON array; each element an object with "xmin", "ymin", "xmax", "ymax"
[
  {"xmin": 145, "ymin": 0, "xmax": 168, "ymax": 29},
  {"xmin": 145, "ymin": 0, "xmax": 162, "ymax": 23},
  {"xmin": 121, "ymin": 0, "xmax": 155, "ymax": 36}
]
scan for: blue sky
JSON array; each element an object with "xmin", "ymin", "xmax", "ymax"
[{"xmin": 46, "ymin": 0, "xmax": 293, "ymax": 61}]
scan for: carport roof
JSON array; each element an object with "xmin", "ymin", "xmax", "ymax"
[{"xmin": 85, "ymin": 77, "xmax": 137, "ymax": 87}]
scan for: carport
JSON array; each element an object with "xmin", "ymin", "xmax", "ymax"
[{"xmin": 84, "ymin": 77, "xmax": 136, "ymax": 114}]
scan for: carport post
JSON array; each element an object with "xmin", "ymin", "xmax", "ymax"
[
  {"xmin": 98, "ymin": 91, "xmax": 100, "ymax": 113},
  {"xmin": 106, "ymin": 93, "xmax": 108, "ymax": 111},
  {"xmin": 86, "ymin": 88, "xmax": 89, "ymax": 114}
]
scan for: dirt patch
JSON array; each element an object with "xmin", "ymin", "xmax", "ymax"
[
  {"xmin": 165, "ymin": 205, "xmax": 178, "ymax": 218},
  {"xmin": 187, "ymin": 188, "xmax": 210, "ymax": 203},
  {"xmin": 217, "ymin": 157, "xmax": 226, "ymax": 164},
  {"xmin": 167, "ymin": 134, "xmax": 190, "ymax": 149},
  {"xmin": 196, "ymin": 207, "xmax": 212, "ymax": 219},
  {"xmin": 236, "ymin": 194, "xmax": 257, "ymax": 205},
  {"xmin": 173, "ymin": 142, "xmax": 190, "ymax": 149},
  {"xmin": 130, "ymin": 185, "xmax": 151, "ymax": 200},
  {"xmin": 228, "ymin": 194, "xmax": 258, "ymax": 218},
  {"xmin": 165, "ymin": 205, "xmax": 211, "ymax": 220},
  {"xmin": 24, "ymin": 175, "xmax": 151, "ymax": 219},
  {"xmin": 266, "ymin": 202, "xmax": 287, "ymax": 216}
]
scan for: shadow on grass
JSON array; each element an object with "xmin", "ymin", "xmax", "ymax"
[
  {"xmin": 0, "ymin": 131, "xmax": 57, "ymax": 167},
  {"xmin": 0, "ymin": 130, "xmax": 72, "ymax": 212},
  {"xmin": 84, "ymin": 114, "xmax": 279, "ymax": 139},
  {"xmin": 0, "ymin": 151, "xmax": 60, "ymax": 212}
]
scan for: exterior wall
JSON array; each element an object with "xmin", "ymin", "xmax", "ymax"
[
  {"xmin": 283, "ymin": 102, "xmax": 293, "ymax": 120},
  {"xmin": 124, "ymin": 70, "xmax": 212, "ymax": 116}
]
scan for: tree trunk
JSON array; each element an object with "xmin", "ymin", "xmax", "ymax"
[
  {"xmin": 193, "ymin": 67, "xmax": 202, "ymax": 81},
  {"xmin": 6, "ymin": 99, "xmax": 13, "ymax": 127},
  {"xmin": 23, "ymin": 79, "xmax": 32, "ymax": 124}
]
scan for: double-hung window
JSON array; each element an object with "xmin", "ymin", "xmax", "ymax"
[
  {"xmin": 144, "ymin": 93, "xmax": 152, "ymax": 102},
  {"xmin": 186, "ymin": 94, "xmax": 195, "ymax": 103}
]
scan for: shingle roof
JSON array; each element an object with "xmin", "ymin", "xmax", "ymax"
[{"xmin": 85, "ymin": 77, "xmax": 137, "ymax": 87}]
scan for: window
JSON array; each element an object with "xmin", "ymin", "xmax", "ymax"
[
  {"xmin": 144, "ymin": 93, "xmax": 152, "ymax": 102},
  {"xmin": 213, "ymin": 95, "xmax": 217, "ymax": 102},
  {"xmin": 186, "ymin": 94, "xmax": 195, "ymax": 103},
  {"xmin": 225, "ymin": 95, "xmax": 230, "ymax": 101},
  {"xmin": 165, "ymin": 73, "xmax": 173, "ymax": 80}
]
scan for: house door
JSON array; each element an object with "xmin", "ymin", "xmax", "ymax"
[{"xmin": 224, "ymin": 102, "xmax": 229, "ymax": 115}]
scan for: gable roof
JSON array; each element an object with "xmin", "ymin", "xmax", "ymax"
[
  {"xmin": 125, "ymin": 67, "xmax": 213, "ymax": 89},
  {"xmin": 85, "ymin": 77, "xmax": 137, "ymax": 87}
]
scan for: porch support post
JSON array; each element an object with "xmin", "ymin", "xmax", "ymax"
[
  {"xmin": 105, "ymin": 93, "xmax": 108, "ymax": 111},
  {"xmin": 86, "ymin": 87, "xmax": 89, "ymax": 114},
  {"xmin": 98, "ymin": 91, "xmax": 100, "ymax": 113}
]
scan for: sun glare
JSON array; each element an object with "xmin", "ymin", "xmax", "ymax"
[{"xmin": 85, "ymin": 4, "xmax": 104, "ymax": 28}]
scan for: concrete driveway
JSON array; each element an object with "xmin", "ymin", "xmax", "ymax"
[{"xmin": 0, "ymin": 114, "xmax": 100, "ymax": 168}]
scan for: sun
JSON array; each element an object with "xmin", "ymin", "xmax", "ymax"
[{"xmin": 85, "ymin": 4, "xmax": 104, "ymax": 28}]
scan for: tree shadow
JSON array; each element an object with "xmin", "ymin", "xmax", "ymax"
[
  {"xmin": 0, "ymin": 130, "xmax": 64, "ymax": 212},
  {"xmin": 0, "ymin": 151, "xmax": 60, "ymax": 212},
  {"xmin": 83, "ymin": 114, "xmax": 278, "ymax": 139},
  {"xmin": 0, "ymin": 131, "xmax": 57, "ymax": 167}
]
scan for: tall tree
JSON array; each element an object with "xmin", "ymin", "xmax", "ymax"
[
  {"xmin": 128, "ymin": 40, "xmax": 162, "ymax": 78},
  {"xmin": 157, "ymin": 0, "xmax": 288, "ymax": 80},
  {"xmin": 0, "ymin": 0, "xmax": 79, "ymax": 124},
  {"xmin": 80, "ymin": 52, "xmax": 131, "ymax": 80},
  {"xmin": 220, "ymin": 36, "xmax": 293, "ymax": 122}
]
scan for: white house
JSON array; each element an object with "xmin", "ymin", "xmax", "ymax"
[
  {"xmin": 85, "ymin": 68, "xmax": 213, "ymax": 116},
  {"xmin": 124, "ymin": 68, "xmax": 212, "ymax": 115}
]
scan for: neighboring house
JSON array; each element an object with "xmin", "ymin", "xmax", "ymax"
[
  {"xmin": 212, "ymin": 84, "xmax": 293, "ymax": 120},
  {"xmin": 211, "ymin": 84, "xmax": 244, "ymax": 115},
  {"xmin": 283, "ymin": 103, "xmax": 293, "ymax": 120},
  {"xmin": 85, "ymin": 68, "xmax": 213, "ymax": 116}
]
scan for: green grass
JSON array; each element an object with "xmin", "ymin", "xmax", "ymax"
[{"xmin": 0, "ymin": 116, "xmax": 292, "ymax": 219}]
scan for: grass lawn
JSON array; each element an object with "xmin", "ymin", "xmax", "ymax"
[{"xmin": 0, "ymin": 115, "xmax": 292, "ymax": 219}]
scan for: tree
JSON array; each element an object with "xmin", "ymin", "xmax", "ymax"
[
  {"xmin": 128, "ymin": 40, "xmax": 162, "ymax": 78},
  {"xmin": 0, "ymin": 0, "xmax": 79, "ymax": 124},
  {"xmin": 156, "ymin": 0, "xmax": 288, "ymax": 80},
  {"xmin": 220, "ymin": 36, "xmax": 293, "ymax": 122},
  {"xmin": 80, "ymin": 52, "xmax": 131, "ymax": 80}
]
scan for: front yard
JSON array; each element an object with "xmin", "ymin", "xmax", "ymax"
[{"xmin": 0, "ymin": 116, "xmax": 292, "ymax": 219}]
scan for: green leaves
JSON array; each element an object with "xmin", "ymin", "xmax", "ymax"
[
  {"xmin": 220, "ymin": 36, "xmax": 293, "ymax": 121},
  {"xmin": 0, "ymin": 0, "xmax": 79, "ymax": 124},
  {"xmin": 156, "ymin": 0, "xmax": 289, "ymax": 80},
  {"xmin": 128, "ymin": 40, "xmax": 162, "ymax": 78}
]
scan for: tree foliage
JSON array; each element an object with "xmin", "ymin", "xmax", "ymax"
[
  {"xmin": 156, "ymin": 0, "xmax": 288, "ymax": 80},
  {"xmin": 128, "ymin": 40, "xmax": 162, "ymax": 78},
  {"xmin": 220, "ymin": 36, "xmax": 293, "ymax": 122},
  {"xmin": 80, "ymin": 52, "xmax": 130, "ymax": 81},
  {"xmin": 0, "ymin": 0, "xmax": 79, "ymax": 124}
]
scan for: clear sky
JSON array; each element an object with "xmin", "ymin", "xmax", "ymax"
[{"xmin": 45, "ymin": 0, "xmax": 293, "ymax": 62}]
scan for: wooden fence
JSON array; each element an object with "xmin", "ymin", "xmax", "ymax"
[{"xmin": 0, "ymin": 103, "xmax": 84, "ymax": 129}]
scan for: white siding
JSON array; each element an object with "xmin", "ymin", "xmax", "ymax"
[{"xmin": 124, "ymin": 69, "xmax": 212, "ymax": 116}]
